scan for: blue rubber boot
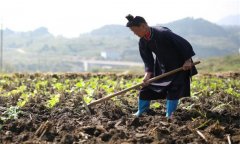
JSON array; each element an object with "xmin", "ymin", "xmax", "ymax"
[
  {"xmin": 133, "ymin": 99, "xmax": 150, "ymax": 117},
  {"xmin": 166, "ymin": 99, "xmax": 179, "ymax": 119}
]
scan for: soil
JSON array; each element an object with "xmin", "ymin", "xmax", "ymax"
[{"xmin": 0, "ymin": 73, "xmax": 240, "ymax": 144}]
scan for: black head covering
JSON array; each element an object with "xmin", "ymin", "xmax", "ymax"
[{"xmin": 125, "ymin": 14, "xmax": 147, "ymax": 27}]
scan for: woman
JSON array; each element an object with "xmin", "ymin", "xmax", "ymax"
[{"xmin": 125, "ymin": 14, "xmax": 198, "ymax": 119}]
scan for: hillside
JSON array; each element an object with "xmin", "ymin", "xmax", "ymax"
[
  {"xmin": 196, "ymin": 54, "xmax": 240, "ymax": 73},
  {"xmin": 162, "ymin": 18, "xmax": 240, "ymax": 58},
  {"xmin": 2, "ymin": 17, "xmax": 240, "ymax": 72}
]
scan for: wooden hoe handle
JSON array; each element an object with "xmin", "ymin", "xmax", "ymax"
[{"xmin": 87, "ymin": 61, "xmax": 200, "ymax": 107}]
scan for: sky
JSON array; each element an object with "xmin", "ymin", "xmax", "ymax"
[{"xmin": 0, "ymin": 0, "xmax": 239, "ymax": 38}]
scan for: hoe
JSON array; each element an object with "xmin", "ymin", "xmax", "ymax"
[{"xmin": 81, "ymin": 61, "xmax": 200, "ymax": 114}]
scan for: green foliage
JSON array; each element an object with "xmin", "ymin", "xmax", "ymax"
[
  {"xmin": 17, "ymin": 93, "xmax": 31, "ymax": 107},
  {"xmin": 35, "ymin": 80, "xmax": 48, "ymax": 91},
  {"xmin": 225, "ymin": 87, "xmax": 240, "ymax": 97},
  {"xmin": 0, "ymin": 106, "xmax": 21, "ymax": 122},
  {"xmin": 191, "ymin": 76, "xmax": 240, "ymax": 98},
  {"xmin": 46, "ymin": 94, "xmax": 60, "ymax": 108},
  {"xmin": 85, "ymin": 88, "xmax": 94, "ymax": 96},
  {"xmin": 0, "ymin": 73, "xmax": 239, "ymax": 112},
  {"xmin": 150, "ymin": 102, "xmax": 161, "ymax": 109},
  {"xmin": 197, "ymin": 54, "xmax": 240, "ymax": 72},
  {"xmin": 54, "ymin": 83, "xmax": 64, "ymax": 91},
  {"xmin": 10, "ymin": 85, "xmax": 26, "ymax": 95},
  {"xmin": 83, "ymin": 96, "xmax": 92, "ymax": 104},
  {"xmin": 75, "ymin": 79, "xmax": 85, "ymax": 88}
]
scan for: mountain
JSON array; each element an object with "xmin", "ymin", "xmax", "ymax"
[
  {"xmin": 2, "ymin": 17, "xmax": 240, "ymax": 72},
  {"xmin": 161, "ymin": 17, "xmax": 228, "ymax": 37},
  {"xmin": 159, "ymin": 18, "xmax": 240, "ymax": 58},
  {"xmin": 217, "ymin": 15, "xmax": 240, "ymax": 26},
  {"xmin": 87, "ymin": 17, "xmax": 239, "ymax": 58},
  {"xmin": 3, "ymin": 27, "xmax": 53, "ymax": 49},
  {"xmin": 90, "ymin": 24, "xmax": 132, "ymax": 37},
  {"xmin": 4, "ymin": 27, "xmax": 51, "ymax": 37},
  {"xmin": 31, "ymin": 27, "xmax": 51, "ymax": 37}
]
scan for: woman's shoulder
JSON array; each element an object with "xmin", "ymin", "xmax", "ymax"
[
  {"xmin": 152, "ymin": 26, "xmax": 172, "ymax": 33},
  {"xmin": 151, "ymin": 26, "xmax": 173, "ymax": 40}
]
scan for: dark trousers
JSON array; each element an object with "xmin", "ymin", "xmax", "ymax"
[{"xmin": 139, "ymin": 83, "xmax": 189, "ymax": 100}]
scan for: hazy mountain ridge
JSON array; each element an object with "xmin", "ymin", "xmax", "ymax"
[
  {"xmin": 162, "ymin": 17, "xmax": 228, "ymax": 37},
  {"xmin": 84, "ymin": 17, "xmax": 240, "ymax": 58},
  {"xmin": 90, "ymin": 24, "xmax": 133, "ymax": 37},
  {"xmin": 3, "ymin": 17, "xmax": 239, "ymax": 54},
  {"xmin": 160, "ymin": 18, "xmax": 240, "ymax": 57},
  {"xmin": 2, "ymin": 17, "xmax": 240, "ymax": 72}
]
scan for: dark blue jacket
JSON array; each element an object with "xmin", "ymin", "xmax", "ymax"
[{"xmin": 139, "ymin": 26, "xmax": 198, "ymax": 85}]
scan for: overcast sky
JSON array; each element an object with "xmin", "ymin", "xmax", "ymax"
[{"xmin": 0, "ymin": 0, "xmax": 239, "ymax": 38}]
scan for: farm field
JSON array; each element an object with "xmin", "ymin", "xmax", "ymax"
[{"xmin": 0, "ymin": 72, "xmax": 239, "ymax": 144}]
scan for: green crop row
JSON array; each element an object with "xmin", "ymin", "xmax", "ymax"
[{"xmin": 0, "ymin": 73, "xmax": 239, "ymax": 110}]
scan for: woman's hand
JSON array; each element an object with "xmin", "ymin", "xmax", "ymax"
[
  {"xmin": 183, "ymin": 59, "xmax": 193, "ymax": 70},
  {"xmin": 143, "ymin": 72, "xmax": 152, "ymax": 86}
]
